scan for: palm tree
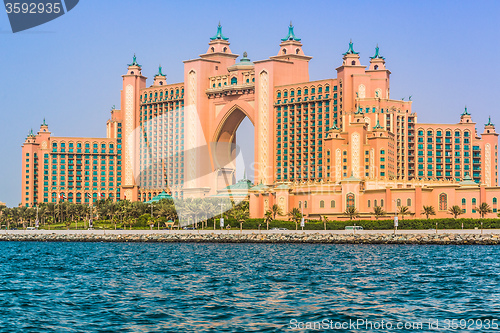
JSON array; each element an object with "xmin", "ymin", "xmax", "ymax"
[
  {"xmin": 398, "ymin": 206, "xmax": 411, "ymax": 219},
  {"xmin": 264, "ymin": 210, "xmax": 273, "ymax": 230},
  {"xmin": 231, "ymin": 202, "xmax": 249, "ymax": 233},
  {"xmin": 373, "ymin": 206, "xmax": 385, "ymax": 220},
  {"xmin": 448, "ymin": 205, "xmax": 462, "ymax": 219},
  {"xmin": 322, "ymin": 215, "xmax": 329, "ymax": 230},
  {"xmin": 474, "ymin": 202, "xmax": 492, "ymax": 218},
  {"xmin": 344, "ymin": 207, "xmax": 359, "ymax": 220},
  {"xmin": 422, "ymin": 205, "xmax": 436, "ymax": 219},
  {"xmin": 288, "ymin": 208, "xmax": 302, "ymax": 230},
  {"xmin": 271, "ymin": 204, "xmax": 282, "ymax": 220}
]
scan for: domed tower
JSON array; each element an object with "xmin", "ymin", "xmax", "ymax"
[
  {"xmin": 152, "ymin": 65, "xmax": 167, "ymax": 86},
  {"xmin": 460, "ymin": 106, "xmax": 473, "ymax": 124},
  {"xmin": 121, "ymin": 54, "xmax": 147, "ymax": 201}
]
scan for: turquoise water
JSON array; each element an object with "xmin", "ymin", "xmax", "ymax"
[{"xmin": 0, "ymin": 243, "xmax": 499, "ymax": 332}]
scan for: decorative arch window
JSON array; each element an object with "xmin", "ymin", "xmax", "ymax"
[
  {"xmin": 297, "ymin": 89, "xmax": 302, "ymax": 96},
  {"xmin": 351, "ymin": 60, "xmax": 356, "ymax": 65},
  {"xmin": 282, "ymin": 48, "xmax": 287, "ymax": 54},
  {"xmin": 472, "ymin": 198, "xmax": 477, "ymax": 205},
  {"xmin": 211, "ymin": 47, "xmax": 214, "ymax": 52},
  {"xmin": 407, "ymin": 198, "xmax": 411, "ymax": 207},
  {"xmin": 284, "ymin": 91, "xmax": 288, "ymax": 98},
  {"xmin": 381, "ymin": 199, "xmax": 384, "ymax": 207},
  {"xmin": 320, "ymin": 200, "xmax": 324, "ymax": 208},
  {"xmin": 299, "ymin": 201, "xmax": 302, "ymax": 209},
  {"xmin": 462, "ymin": 198, "xmax": 466, "ymax": 205},
  {"xmin": 277, "ymin": 91, "xmax": 281, "ymax": 98},
  {"xmin": 346, "ymin": 193, "xmax": 355, "ymax": 208},
  {"xmin": 331, "ymin": 200, "xmax": 335, "ymax": 208},
  {"xmin": 374, "ymin": 65, "xmax": 379, "ymax": 70},
  {"xmin": 374, "ymin": 200, "xmax": 377, "ymax": 207},
  {"xmin": 295, "ymin": 48, "xmax": 300, "ymax": 54},
  {"xmin": 397, "ymin": 199, "xmax": 401, "ymax": 207},
  {"xmin": 494, "ymin": 198, "xmax": 498, "ymax": 205},
  {"xmin": 231, "ymin": 77, "xmax": 237, "ymax": 85},
  {"xmin": 439, "ymin": 193, "xmax": 448, "ymax": 211},
  {"xmin": 304, "ymin": 201, "xmax": 308, "ymax": 209},
  {"xmin": 368, "ymin": 200, "xmax": 371, "ymax": 208},
  {"xmin": 223, "ymin": 47, "xmax": 227, "ymax": 53}
]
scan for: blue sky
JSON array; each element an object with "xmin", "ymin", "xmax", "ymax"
[{"xmin": 1, "ymin": 0, "xmax": 499, "ymax": 206}]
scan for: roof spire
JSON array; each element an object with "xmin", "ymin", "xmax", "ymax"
[
  {"xmin": 370, "ymin": 44, "xmax": 385, "ymax": 59},
  {"xmin": 281, "ymin": 21, "xmax": 301, "ymax": 41},
  {"xmin": 329, "ymin": 122, "xmax": 340, "ymax": 131},
  {"xmin": 373, "ymin": 118, "xmax": 383, "ymax": 129},
  {"xmin": 210, "ymin": 22, "xmax": 229, "ymax": 41},
  {"xmin": 462, "ymin": 105, "xmax": 470, "ymax": 115},
  {"xmin": 343, "ymin": 39, "xmax": 359, "ymax": 55},
  {"xmin": 156, "ymin": 64, "xmax": 164, "ymax": 77},
  {"xmin": 42, "ymin": 118, "xmax": 47, "ymax": 126},
  {"xmin": 486, "ymin": 115, "xmax": 494, "ymax": 127},
  {"xmin": 128, "ymin": 53, "xmax": 140, "ymax": 67}
]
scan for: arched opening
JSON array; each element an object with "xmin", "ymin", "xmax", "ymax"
[{"xmin": 213, "ymin": 107, "xmax": 255, "ymax": 190}]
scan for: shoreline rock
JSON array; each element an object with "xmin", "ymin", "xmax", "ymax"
[{"xmin": 0, "ymin": 233, "xmax": 499, "ymax": 245}]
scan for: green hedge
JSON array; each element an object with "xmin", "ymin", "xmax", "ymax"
[{"xmin": 231, "ymin": 218, "xmax": 500, "ymax": 230}]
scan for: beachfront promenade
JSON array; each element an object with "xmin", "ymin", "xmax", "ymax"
[
  {"xmin": 1, "ymin": 228, "xmax": 500, "ymax": 245},
  {"xmin": 2, "ymin": 228, "xmax": 500, "ymax": 235}
]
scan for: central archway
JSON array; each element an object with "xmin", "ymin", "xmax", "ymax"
[{"xmin": 212, "ymin": 104, "xmax": 255, "ymax": 190}]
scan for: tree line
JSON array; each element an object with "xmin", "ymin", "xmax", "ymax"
[{"xmin": 0, "ymin": 198, "xmax": 249, "ymax": 230}]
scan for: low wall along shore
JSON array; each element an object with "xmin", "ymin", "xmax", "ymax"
[{"xmin": 1, "ymin": 231, "xmax": 500, "ymax": 245}]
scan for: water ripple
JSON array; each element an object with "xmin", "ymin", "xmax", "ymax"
[{"xmin": 0, "ymin": 243, "xmax": 499, "ymax": 331}]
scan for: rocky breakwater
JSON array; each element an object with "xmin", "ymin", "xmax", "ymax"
[{"xmin": 0, "ymin": 232, "xmax": 499, "ymax": 244}]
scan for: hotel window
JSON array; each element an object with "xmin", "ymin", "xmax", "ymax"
[
  {"xmin": 320, "ymin": 200, "xmax": 324, "ymax": 208},
  {"xmin": 346, "ymin": 193, "xmax": 355, "ymax": 208},
  {"xmin": 330, "ymin": 200, "xmax": 335, "ymax": 208},
  {"xmin": 368, "ymin": 200, "xmax": 371, "ymax": 208},
  {"xmin": 439, "ymin": 193, "xmax": 448, "ymax": 211},
  {"xmin": 407, "ymin": 198, "xmax": 411, "ymax": 206}
]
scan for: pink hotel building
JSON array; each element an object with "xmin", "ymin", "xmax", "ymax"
[{"xmin": 22, "ymin": 24, "xmax": 500, "ymax": 218}]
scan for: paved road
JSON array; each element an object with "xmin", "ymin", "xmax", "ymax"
[{"xmin": 2, "ymin": 228, "xmax": 499, "ymax": 235}]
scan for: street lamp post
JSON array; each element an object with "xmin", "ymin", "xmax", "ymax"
[
  {"xmin": 393, "ymin": 199, "xmax": 398, "ymax": 234},
  {"xmin": 300, "ymin": 203, "xmax": 305, "ymax": 231}
]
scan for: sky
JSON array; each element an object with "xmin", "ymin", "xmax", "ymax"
[{"xmin": 0, "ymin": 0, "xmax": 499, "ymax": 207}]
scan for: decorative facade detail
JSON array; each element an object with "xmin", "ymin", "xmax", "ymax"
[
  {"xmin": 278, "ymin": 196, "xmax": 285, "ymax": 213},
  {"xmin": 259, "ymin": 70, "xmax": 269, "ymax": 184},
  {"xmin": 335, "ymin": 148, "xmax": 341, "ymax": 182},
  {"xmin": 351, "ymin": 132, "xmax": 360, "ymax": 178},
  {"xmin": 358, "ymin": 84, "xmax": 366, "ymax": 99},
  {"xmin": 185, "ymin": 70, "xmax": 197, "ymax": 189},
  {"xmin": 370, "ymin": 148, "xmax": 375, "ymax": 178},
  {"xmin": 124, "ymin": 84, "xmax": 134, "ymax": 186},
  {"xmin": 486, "ymin": 143, "xmax": 491, "ymax": 186}
]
